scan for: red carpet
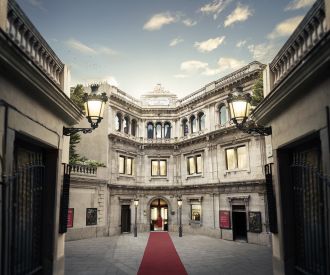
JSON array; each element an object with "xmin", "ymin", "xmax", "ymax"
[{"xmin": 137, "ymin": 232, "xmax": 188, "ymax": 275}]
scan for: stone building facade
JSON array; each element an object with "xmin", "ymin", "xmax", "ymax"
[{"xmin": 69, "ymin": 61, "xmax": 271, "ymax": 246}]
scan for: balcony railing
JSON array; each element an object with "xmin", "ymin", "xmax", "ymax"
[
  {"xmin": 270, "ymin": 0, "xmax": 327, "ymax": 86},
  {"xmin": 71, "ymin": 164, "xmax": 97, "ymax": 176},
  {"xmin": 5, "ymin": 0, "xmax": 64, "ymax": 86}
]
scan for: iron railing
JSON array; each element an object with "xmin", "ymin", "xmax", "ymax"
[
  {"xmin": 291, "ymin": 154, "xmax": 330, "ymax": 275},
  {"xmin": 9, "ymin": 154, "xmax": 45, "ymax": 275}
]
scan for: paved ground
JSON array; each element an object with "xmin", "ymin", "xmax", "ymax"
[{"xmin": 65, "ymin": 233, "xmax": 273, "ymax": 275}]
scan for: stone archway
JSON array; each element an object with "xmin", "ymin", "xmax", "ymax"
[{"xmin": 148, "ymin": 197, "xmax": 170, "ymax": 231}]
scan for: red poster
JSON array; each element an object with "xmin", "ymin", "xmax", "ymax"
[
  {"xmin": 67, "ymin": 208, "xmax": 74, "ymax": 228},
  {"xmin": 219, "ymin": 210, "xmax": 231, "ymax": 229}
]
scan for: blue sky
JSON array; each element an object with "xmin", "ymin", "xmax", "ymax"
[{"xmin": 17, "ymin": 0, "xmax": 315, "ymax": 98}]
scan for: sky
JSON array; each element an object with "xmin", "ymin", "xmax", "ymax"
[{"xmin": 16, "ymin": 0, "xmax": 315, "ymax": 98}]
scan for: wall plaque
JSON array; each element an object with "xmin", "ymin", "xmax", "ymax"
[
  {"xmin": 86, "ymin": 208, "xmax": 97, "ymax": 226},
  {"xmin": 67, "ymin": 208, "xmax": 74, "ymax": 228},
  {"xmin": 219, "ymin": 210, "xmax": 231, "ymax": 229},
  {"xmin": 248, "ymin": 211, "xmax": 262, "ymax": 233}
]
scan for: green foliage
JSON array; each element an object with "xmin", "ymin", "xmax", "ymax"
[
  {"xmin": 251, "ymin": 73, "xmax": 264, "ymax": 106},
  {"xmin": 73, "ymin": 157, "xmax": 106, "ymax": 167},
  {"xmin": 70, "ymin": 84, "xmax": 85, "ymax": 112}
]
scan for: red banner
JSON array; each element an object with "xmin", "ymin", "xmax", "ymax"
[
  {"xmin": 219, "ymin": 210, "xmax": 231, "ymax": 229},
  {"xmin": 67, "ymin": 208, "xmax": 74, "ymax": 228}
]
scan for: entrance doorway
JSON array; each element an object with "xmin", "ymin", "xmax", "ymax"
[
  {"xmin": 150, "ymin": 199, "xmax": 168, "ymax": 231},
  {"xmin": 232, "ymin": 205, "xmax": 247, "ymax": 241},
  {"xmin": 121, "ymin": 205, "xmax": 131, "ymax": 233}
]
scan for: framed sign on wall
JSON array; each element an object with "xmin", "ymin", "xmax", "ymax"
[
  {"xmin": 67, "ymin": 208, "xmax": 74, "ymax": 228},
  {"xmin": 86, "ymin": 208, "xmax": 97, "ymax": 226},
  {"xmin": 248, "ymin": 211, "xmax": 262, "ymax": 233},
  {"xmin": 219, "ymin": 210, "xmax": 231, "ymax": 229}
]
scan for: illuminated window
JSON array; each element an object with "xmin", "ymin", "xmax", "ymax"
[
  {"xmin": 151, "ymin": 160, "xmax": 167, "ymax": 176},
  {"xmin": 119, "ymin": 155, "xmax": 133, "ymax": 175},
  {"xmin": 191, "ymin": 204, "xmax": 201, "ymax": 221},
  {"xmin": 226, "ymin": 146, "xmax": 247, "ymax": 170},
  {"xmin": 187, "ymin": 155, "xmax": 202, "ymax": 175}
]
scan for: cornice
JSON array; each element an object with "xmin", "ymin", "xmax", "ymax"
[{"xmin": 0, "ymin": 30, "xmax": 83, "ymax": 125}]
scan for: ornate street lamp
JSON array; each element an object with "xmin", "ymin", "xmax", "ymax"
[
  {"xmin": 177, "ymin": 198, "xmax": 183, "ymax": 237},
  {"xmin": 227, "ymin": 87, "xmax": 271, "ymax": 136},
  {"xmin": 63, "ymin": 84, "xmax": 108, "ymax": 136},
  {"xmin": 134, "ymin": 198, "xmax": 139, "ymax": 237}
]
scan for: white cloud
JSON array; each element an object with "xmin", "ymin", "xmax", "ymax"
[
  {"xmin": 236, "ymin": 40, "xmax": 247, "ymax": 48},
  {"xmin": 143, "ymin": 12, "xmax": 177, "ymax": 31},
  {"xmin": 170, "ymin": 37, "xmax": 184, "ymax": 47},
  {"xmin": 180, "ymin": 57, "xmax": 245, "ymax": 77},
  {"xmin": 99, "ymin": 47, "xmax": 117, "ymax": 56},
  {"xmin": 248, "ymin": 43, "xmax": 279, "ymax": 63},
  {"xmin": 28, "ymin": 0, "xmax": 46, "ymax": 11},
  {"xmin": 200, "ymin": 0, "xmax": 232, "ymax": 20},
  {"xmin": 224, "ymin": 3, "xmax": 253, "ymax": 27},
  {"xmin": 182, "ymin": 18, "xmax": 197, "ymax": 27},
  {"xmin": 66, "ymin": 39, "xmax": 96, "ymax": 54},
  {"xmin": 285, "ymin": 0, "xmax": 315, "ymax": 11},
  {"xmin": 194, "ymin": 36, "xmax": 225, "ymax": 53},
  {"xmin": 267, "ymin": 16, "xmax": 303, "ymax": 39},
  {"xmin": 180, "ymin": 60, "xmax": 209, "ymax": 73},
  {"xmin": 103, "ymin": 76, "xmax": 119, "ymax": 87}
]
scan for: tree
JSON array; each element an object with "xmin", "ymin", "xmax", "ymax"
[
  {"xmin": 69, "ymin": 85, "xmax": 85, "ymax": 164},
  {"xmin": 251, "ymin": 72, "xmax": 264, "ymax": 106}
]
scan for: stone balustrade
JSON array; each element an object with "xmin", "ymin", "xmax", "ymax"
[
  {"xmin": 270, "ymin": 0, "xmax": 326, "ymax": 86},
  {"xmin": 178, "ymin": 61, "xmax": 264, "ymax": 106},
  {"xmin": 71, "ymin": 164, "xmax": 97, "ymax": 176},
  {"xmin": 5, "ymin": 0, "xmax": 64, "ymax": 86},
  {"xmin": 110, "ymin": 87, "xmax": 141, "ymax": 106}
]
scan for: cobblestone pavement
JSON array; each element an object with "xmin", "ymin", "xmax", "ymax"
[{"xmin": 65, "ymin": 233, "xmax": 273, "ymax": 275}]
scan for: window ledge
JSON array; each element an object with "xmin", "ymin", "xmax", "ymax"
[
  {"xmin": 118, "ymin": 174, "xmax": 135, "ymax": 179},
  {"xmin": 186, "ymin": 174, "xmax": 203, "ymax": 179},
  {"xmin": 224, "ymin": 169, "xmax": 250, "ymax": 175},
  {"xmin": 149, "ymin": 177, "xmax": 168, "ymax": 181}
]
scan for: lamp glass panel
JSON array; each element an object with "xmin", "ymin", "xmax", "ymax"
[
  {"xmin": 229, "ymin": 102, "xmax": 235, "ymax": 119},
  {"xmin": 196, "ymin": 155, "xmax": 202, "ymax": 174},
  {"xmin": 134, "ymin": 200, "xmax": 139, "ymax": 206},
  {"xmin": 119, "ymin": 156, "xmax": 125, "ymax": 174},
  {"xmin": 99, "ymin": 101, "xmax": 105, "ymax": 118},
  {"xmin": 237, "ymin": 146, "xmax": 247, "ymax": 169},
  {"xmin": 151, "ymin": 160, "xmax": 159, "ymax": 176},
  {"xmin": 159, "ymin": 160, "xmax": 167, "ymax": 176},
  {"xmin": 188, "ymin": 157, "xmax": 196, "ymax": 175},
  {"xmin": 86, "ymin": 100, "xmax": 102, "ymax": 118},
  {"xmin": 226, "ymin": 148, "xmax": 236, "ymax": 170},
  {"xmin": 178, "ymin": 200, "xmax": 182, "ymax": 207},
  {"xmin": 126, "ymin": 158, "xmax": 132, "ymax": 175},
  {"xmin": 232, "ymin": 100, "xmax": 248, "ymax": 121}
]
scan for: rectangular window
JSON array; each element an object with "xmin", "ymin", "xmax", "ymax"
[
  {"xmin": 191, "ymin": 204, "xmax": 201, "ymax": 221},
  {"xmin": 187, "ymin": 155, "xmax": 202, "ymax": 175},
  {"xmin": 226, "ymin": 146, "xmax": 247, "ymax": 170},
  {"xmin": 151, "ymin": 160, "xmax": 167, "ymax": 176},
  {"xmin": 119, "ymin": 155, "xmax": 134, "ymax": 175}
]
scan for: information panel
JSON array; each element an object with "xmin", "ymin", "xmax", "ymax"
[
  {"xmin": 219, "ymin": 210, "xmax": 231, "ymax": 229},
  {"xmin": 67, "ymin": 208, "xmax": 74, "ymax": 228},
  {"xmin": 86, "ymin": 208, "xmax": 97, "ymax": 226},
  {"xmin": 248, "ymin": 211, "xmax": 262, "ymax": 233}
]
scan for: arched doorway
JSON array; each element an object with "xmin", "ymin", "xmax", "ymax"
[{"xmin": 150, "ymin": 198, "xmax": 168, "ymax": 231}]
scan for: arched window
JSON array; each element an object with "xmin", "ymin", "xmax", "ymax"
[
  {"xmin": 219, "ymin": 105, "xmax": 227, "ymax": 126},
  {"xmin": 123, "ymin": 116, "xmax": 129, "ymax": 134},
  {"xmin": 198, "ymin": 112, "xmax": 205, "ymax": 131},
  {"xmin": 182, "ymin": 119, "xmax": 188, "ymax": 136},
  {"xmin": 164, "ymin": 122, "xmax": 171, "ymax": 139},
  {"xmin": 147, "ymin": 122, "xmax": 154, "ymax": 139},
  {"xmin": 115, "ymin": 113, "xmax": 122, "ymax": 131},
  {"xmin": 190, "ymin": 115, "xmax": 196, "ymax": 133},
  {"xmin": 131, "ymin": 119, "xmax": 137, "ymax": 136},
  {"xmin": 156, "ymin": 123, "xmax": 162, "ymax": 139}
]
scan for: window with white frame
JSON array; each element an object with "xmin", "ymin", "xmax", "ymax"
[
  {"xmin": 187, "ymin": 155, "xmax": 203, "ymax": 175},
  {"xmin": 225, "ymin": 145, "xmax": 247, "ymax": 170},
  {"xmin": 119, "ymin": 155, "xmax": 134, "ymax": 175},
  {"xmin": 151, "ymin": 160, "xmax": 167, "ymax": 176}
]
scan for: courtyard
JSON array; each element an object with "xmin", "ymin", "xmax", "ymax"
[{"xmin": 64, "ymin": 233, "xmax": 273, "ymax": 275}]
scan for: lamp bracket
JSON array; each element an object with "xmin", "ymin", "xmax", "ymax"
[
  {"xmin": 63, "ymin": 127, "xmax": 93, "ymax": 136},
  {"xmin": 235, "ymin": 121, "xmax": 272, "ymax": 136}
]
